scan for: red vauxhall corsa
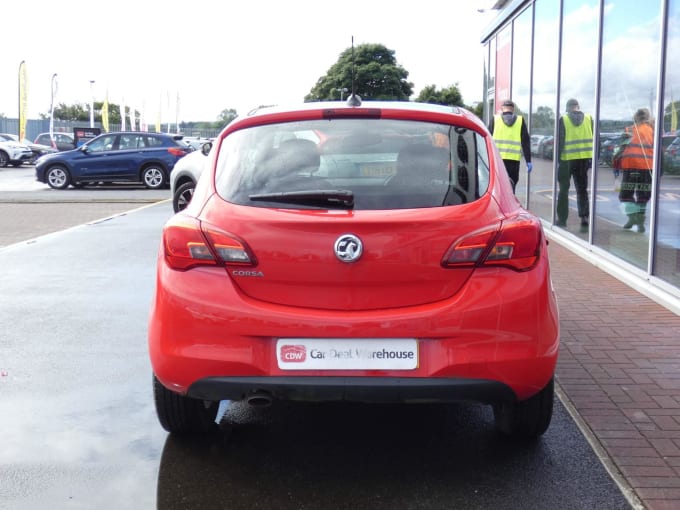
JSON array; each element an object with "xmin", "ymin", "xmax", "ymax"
[{"xmin": 148, "ymin": 99, "xmax": 559, "ymax": 438}]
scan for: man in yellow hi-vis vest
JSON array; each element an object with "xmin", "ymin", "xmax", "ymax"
[
  {"xmin": 556, "ymin": 98, "xmax": 593, "ymax": 230},
  {"xmin": 488, "ymin": 100, "xmax": 532, "ymax": 193}
]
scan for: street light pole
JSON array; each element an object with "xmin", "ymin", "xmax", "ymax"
[
  {"xmin": 331, "ymin": 87, "xmax": 349, "ymax": 101},
  {"xmin": 89, "ymin": 80, "xmax": 95, "ymax": 128}
]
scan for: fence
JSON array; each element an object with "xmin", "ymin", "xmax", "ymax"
[{"xmin": 0, "ymin": 118, "xmax": 221, "ymax": 141}]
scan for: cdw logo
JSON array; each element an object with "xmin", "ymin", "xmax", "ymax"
[{"xmin": 281, "ymin": 344, "xmax": 306, "ymax": 362}]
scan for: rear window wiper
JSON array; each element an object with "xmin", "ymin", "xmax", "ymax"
[{"xmin": 248, "ymin": 189, "xmax": 355, "ymax": 209}]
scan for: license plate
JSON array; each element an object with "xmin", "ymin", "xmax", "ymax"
[
  {"xmin": 360, "ymin": 163, "xmax": 396, "ymax": 177},
  {"xmin": 276, "ymin": 338, "xmax": 418, "ymax": 370}
]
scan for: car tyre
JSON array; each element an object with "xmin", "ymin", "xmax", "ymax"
[
  {"xmin": 493, "ymin": 377, "xmax": 554, "ymax": 439},
  {"xmin": 153, "ymin": 375, "xmax": 218, "ymax": 435},
  {"xmin": 142, "ymin": 165, "xmax": 166, "ymax": 189},
  {"xmin": 0, "ymin": 151, "xmax": 9, "ymax": 167},
  {"xmin": 173, "ymin": 181, "xmax": 196, "ymax": 213},
  {"xmin": 45, "ymin": 165, "xmax": 71, "ymax": 190}
]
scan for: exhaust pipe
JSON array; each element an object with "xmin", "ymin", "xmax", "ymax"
[{"xmin": 245, "ymin": 391, "xmax": 273, "ymax": 407}]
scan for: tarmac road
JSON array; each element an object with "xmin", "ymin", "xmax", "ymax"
[
  {"xmin": 0, "ymin": 165, "xmax": 635, "ymax": 509},
  {"xmin": 0, "ymin": 164, "xmax": 170, "ymax": 247}
]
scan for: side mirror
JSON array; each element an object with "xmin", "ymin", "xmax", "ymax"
[
  {"xmin": 201, "ymin": 142, "xmax": 212, "ymax": 156},
  {"xmin": 79, "ymin": 145, "xmax": 89, "ymax": 153}
]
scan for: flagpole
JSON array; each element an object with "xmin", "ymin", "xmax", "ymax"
[
  {"xmin": 18, "ymin": 61, "xmax": 25, "ymax": 139},
  {"xmin": 50, "ymin": 73, "xmax": 58, "ymax": 139}
]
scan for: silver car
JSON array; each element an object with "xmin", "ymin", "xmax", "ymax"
[
  {"xmin": 0, "ymin": 138, "xmax": 33, "ymax": 167},
  {"xmin": 170, "ymin": 141, "xmax": 212, "ymax": 212}
]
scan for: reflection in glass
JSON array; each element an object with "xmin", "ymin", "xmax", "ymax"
[
  {"xmin": 487, "ymin": 36, "xmax": 497, "ymax": 123},
  {"xmin": 528, "ymin": 0, "xmax": 559, "ymax": 223},
  {"xmin": 655, "ymin": 0, "xmax": 680, "ymax": 287},
  {"xmin": 512, "ymin": 7, "xmax": 533, "ymax": 206},
  {"xmin": 556, "ymin": 0, "xmax": 599, "ymax": 236},
  {"xmin": 594, "ymin": 2, "xmax": 661, "ymax": 270}
]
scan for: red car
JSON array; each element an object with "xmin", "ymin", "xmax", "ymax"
[{"xmin": 149, "ymin": 99, "xmax": 560, "ymax": 438}]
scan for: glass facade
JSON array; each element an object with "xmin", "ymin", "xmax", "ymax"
[{"xmin": 483, "ymin": 0, "xmax": 680, "ymax": 302}]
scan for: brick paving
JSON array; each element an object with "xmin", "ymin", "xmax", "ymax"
[{"xmin": 549, "ymin": 239, "xmax": 680, "ymax": 510}]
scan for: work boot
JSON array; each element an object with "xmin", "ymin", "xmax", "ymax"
[
  {"xmin": 636, "ymin": 213, "xmax": 646, "ymax": 233},
  {"xmin": 623, "ymin": 214, "xmax": 635, "ymax": 229}
]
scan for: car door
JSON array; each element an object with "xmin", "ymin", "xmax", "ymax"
[
  {"xmin": 70, "ymin": 134, "xmax": 120, "ymax": 180},
  {"xmin": 110, "ymin": 134, "xmax": 145, "ymax": 179}
]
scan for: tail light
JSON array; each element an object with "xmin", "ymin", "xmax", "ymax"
[
  {"xmin": 443, "ymin": 213, "xmax": 543, "ymax": 272},
  {"xmin": 168, "ymin": 147, "xmax": 188, "ymax": 157},
  {"xmin": 162, "ymin": 216, "xmax": 256, "ymax": 271}
]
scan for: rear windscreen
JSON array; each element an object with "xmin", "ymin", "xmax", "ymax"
[{"xmin": 215, "ymin": 118, "xmax": 490, "ymax": 210}]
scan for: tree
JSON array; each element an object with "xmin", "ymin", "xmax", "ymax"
[
  {"xmin": 532, "ymin": 105, "xmax": 555, "ymax": 133},
  {"xmin": 416, "ymin": 84, "xmax": 464, "ymax": 107},
  {"xmin": 468, "ymin": 102, "xmax": 484, "ymax": 119},
  {"xmin": 305, "ymin": 43, "xmax": 413, "ymax": 102},
  {"xmin": 48, "ymin": 102, "xmax": 89, "ymax": 122},
  {"xmin": 217, "ymin": 108, "xmax": 238, "ymax": 127},
  {"xmin": 40, "ymin": 102, "xmax": 134, "ymax": 125}
]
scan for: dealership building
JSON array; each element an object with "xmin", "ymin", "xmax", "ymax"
[{"xmin": 481, "ymin": 0, "xmax": 680, "ymax": 312}]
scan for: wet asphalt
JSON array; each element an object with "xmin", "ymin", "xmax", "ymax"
[{"xmin": 0, "ymin": 166, "xmax": 634, "ymax": 509}]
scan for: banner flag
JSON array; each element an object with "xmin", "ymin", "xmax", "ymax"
[
  {"xmin": 671, "ymin": 91, "xmax": 677, "ymax": 133},
  {"xmin": 102, "ymin": 91, "xmax": 110, "ymax": 132},
  {"xmin": 18, "ymin": 61, "xmax": 28, "ymax": 141},
  {"xmin": 121, "ymin": 96, "xmax": 126, "ymax": 131},
  {"xmin": 156, "ymin": 94, "xmax": 161, "ymax": 133}
]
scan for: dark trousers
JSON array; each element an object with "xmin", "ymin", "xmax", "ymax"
[
  {"xmin": 503, "ymin": 159, "xmax": 520, "ymax": 193},
  {"xmin": 557, "ymin": 159, "xmax": 590, "ymax": 223},
  {"xmin": 618, "ymin": 169, "xmax": 652, "ymax": 208}
]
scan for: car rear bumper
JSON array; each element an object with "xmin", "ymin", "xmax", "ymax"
[
  {"xmin": 150, "ymin": 257, "xmax": 560, "ymax": 403},
  {"xmin": 187, "ymin": 375, "xmax": 517, "ymax": 404}
]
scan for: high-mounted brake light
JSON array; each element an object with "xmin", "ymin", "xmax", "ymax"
[
  {"xmin": 443, "ymin": 214, "xmax": 543, "ymax": 272},
  {"xmin": 322, "ymin": 108, "xmax": 382, "ymax": 119},
  {"xmin": 162, "ymin": 216, "xmax": 255, "ymax": 271}
]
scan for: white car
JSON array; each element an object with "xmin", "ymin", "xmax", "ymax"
[
  {"xmin": 530, "ymin": 134, "xmax": 548, "ymax": 156},
  {"xmin": 0, "ymin": 138, "xmax": 33, "ymax": 167},
  {"xmin": 170, "ymin": 141, "xmax": 212, "ymax": 212}
]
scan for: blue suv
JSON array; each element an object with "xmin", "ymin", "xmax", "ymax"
[{"xmin": 35, "ymin": 132, "xmax": 192, "ymax": 190}]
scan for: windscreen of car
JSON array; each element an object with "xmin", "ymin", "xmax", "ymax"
[{"xmin": 215, "ymin": 118, "xmax": 489, "ymax": 210}]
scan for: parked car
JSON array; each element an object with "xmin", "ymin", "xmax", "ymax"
[
  {"xmin": 539, "ymin": 135, "xmax": 554, "ymax": 159},
  {"xmin": 662, "ymin": 135, "xmax": 680, "ymax": 175},
  {"xmin": 181, "ymin": 136, "xmax": 213, "ymax": 151},
  {"xmin": 170, "ymin": 141, "xmax": 212, "ymax": 212},
  {"xmin": 0, "ymin": 136, "xmax": 33, "ymax": 167},
  {"xmin": 598, "ymin": 132, "xmax": 629, "ymax": 166},
  {"xmin": 149, "ymin": 99, "xmax": 560, "ymax": 439},
  {"xmin": 34, "ymin": 132, "xmax": 76, "ymax": 152},
  {"xmin": 34, "ymin": 132, "xmax": 192, "ymax": 189},
  {"xmin": 0, "ymin": 133, "xmax": 58, "ymax": 164},
  {"xmin": 530, "ymin": 134, "xmax": 548, "ymax": 156}
]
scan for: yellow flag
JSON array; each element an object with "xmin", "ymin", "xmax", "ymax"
[
  {"xmin": 18, "ymin": 61, "xmax": 28, "ymax": 141},
  {"xmin": 102, "ymin": 92, "xmax": 110, "ymax": 132},
  {"xmin": 156, "ymin": 94, "xmax": 161, "ymax": 133},
  {"xmin": 672, "ymin": 97, "xmax": 678, "ymax": 133}
]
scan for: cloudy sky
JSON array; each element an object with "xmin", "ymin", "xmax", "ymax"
[{"xmin": 1, "ymin": 1, "xmax": 497, "ymax": 124}]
